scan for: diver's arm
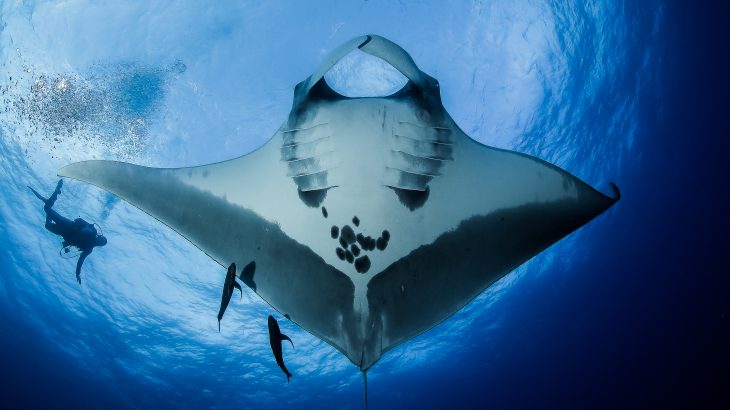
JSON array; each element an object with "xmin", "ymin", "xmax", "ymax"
[{"xmin": 75, "ymin": 250, "xmax": 91, "ymax": 284}]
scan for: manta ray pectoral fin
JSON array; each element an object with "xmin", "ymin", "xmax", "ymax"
[
  {"xmin": 280, "ymin": 333, "xmax": 294, "ymax": 349},
  {"xmin": 58, "ymin": 161, "xmax": 183, "ymax": 222},
  {"xmin": 610, "ymin": 182, "xmax": 621, "ymax": 201}
]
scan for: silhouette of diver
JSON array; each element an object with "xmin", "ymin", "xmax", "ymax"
[{"xmin": 28, "ymin": 180, "xmax": 107, "ymax": 284}]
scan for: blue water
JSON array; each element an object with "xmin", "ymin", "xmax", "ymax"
[{"xmin": 1, "ymin": 1, "xmax": 728, "ymax": 409}]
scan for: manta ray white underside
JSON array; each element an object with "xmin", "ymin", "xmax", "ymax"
[{"xmin": 60, "ymin": 35, "xmax": 619, "ymax": 371}]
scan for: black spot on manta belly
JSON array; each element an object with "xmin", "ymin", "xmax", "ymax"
[
  {"xmin": 345, "ymin": 250, "xmax": 354, "ymax": 263},
  {"xmin": 354, "ymin": 255, "xmax": 371, "ymax": 273},
  {"xmin": 341, "ymin": 225, "xmax": 356, "ymax": 244},
  {"xmin": 336, "ymin": 248, "xmax": 345, "ymax": 260},
  {"xmin": 365, "ymin": 236, "xmax": 376, "ymax": 251},
  {"xmin": 382, "ymin": 230, "xmax": 390, "ymax": 241},
  {"xmin": 352, "ymin": 216, "xmax": 360, "ymax": 226},
  {"xmin": 331, "ymin": 226, "xmax": 339, "ymax": 239},
  {"xmin": 339, "ymin": 236, "xmax": 348, "ymax": 248},
  {"xmin": 376, "ymin": 237, "xmax": 388, "ymax": 251},
  {"xmin": 351, "ymin": 244, "xmax": 360, "ymax": 256},
  {"xmin": 322, "ymin": 207, "xmax": 328, "ymax": 218}
]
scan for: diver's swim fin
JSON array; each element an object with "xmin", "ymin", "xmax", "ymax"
[
  {"xmin": 27, "ymin": 186, "xmax": 47, "ymax": 203},
  {"xmin": 28, "ymin": 180, "xmax": 63, "ymax": 208}
]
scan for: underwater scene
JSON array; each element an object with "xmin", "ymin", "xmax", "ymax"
[{"xmin": 1, "ymin": 1, "xmax": 727, "ymax": 409}]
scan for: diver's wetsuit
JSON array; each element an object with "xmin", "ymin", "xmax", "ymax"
[
  {"xmin": 46, "ymin": 210, "xmax": 98, "ymax": 282},
  {"xmin": 32, "ymin": 180, "xmax": 106, "ymax": 284}
]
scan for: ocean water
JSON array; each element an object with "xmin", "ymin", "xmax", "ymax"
[{"xmin": 1, "ymin": 1, "xmax": 728, "ymax": 409}]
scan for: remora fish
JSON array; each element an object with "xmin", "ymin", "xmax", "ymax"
[
  {"xmin": 217, "ymin": 262, "xmax": 242, "ymax": 331},
  {"xmin": 268, "ymin": 315, "xmax": 294, "ymax": 382}
]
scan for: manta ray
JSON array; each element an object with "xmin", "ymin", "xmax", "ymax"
[{"xmin": 60, "ymin": 35, "xmax": 619, "ymax": 377}]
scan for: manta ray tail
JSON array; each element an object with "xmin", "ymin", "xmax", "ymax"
[
  {"xmin": 217, "ymin": 319, "xmax": 221, "ymax": 333},
  {"xmin": 280, "ymin": 333, "xmax": 294, "ymax": 349},
  {"xmin": 362, "ymin": 370, "xmax": 368, "ymax": 410}
]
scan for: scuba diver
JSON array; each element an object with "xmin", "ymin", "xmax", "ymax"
[{"xmin": 28, "ymin": 180, "xmax": 107, "ymax": 284}]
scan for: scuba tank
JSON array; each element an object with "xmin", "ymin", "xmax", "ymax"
[{"xmin": 59, "ymin": 221, "xmax": 102, "ymax": 258}]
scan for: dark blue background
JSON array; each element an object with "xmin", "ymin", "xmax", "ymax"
[{"xmin": 407, "ymin": 3, "xmax": 729, "ymax": 408}]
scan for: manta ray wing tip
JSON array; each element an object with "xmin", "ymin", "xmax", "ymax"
[{"xmin": 609, "ymin": 182, "xmax": 621, "ymax": 201}]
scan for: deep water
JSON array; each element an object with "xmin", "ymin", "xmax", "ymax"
[{"xmin": 1, "ymin": 1, "xmax": 728, "ymax": 409}]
